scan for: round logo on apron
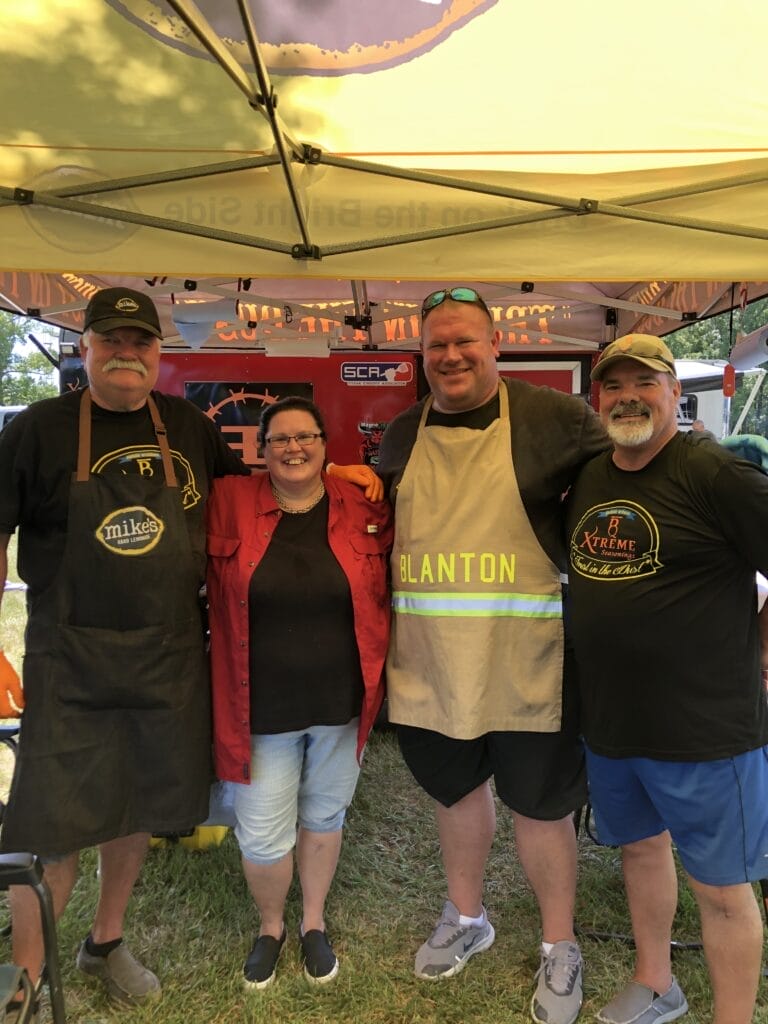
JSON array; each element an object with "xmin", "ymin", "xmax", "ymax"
[{"xmin": 95, "ymin": 505, "xmax": 166, "ymax": 555}]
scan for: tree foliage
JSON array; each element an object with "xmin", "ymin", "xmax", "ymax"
[
  {"xmin": 666, "ymin": 296, "xmax": 768, "ymax": 436},
  {"xmin": 0, "ymin": 311, "xmax": 58, "ymax": 405}
]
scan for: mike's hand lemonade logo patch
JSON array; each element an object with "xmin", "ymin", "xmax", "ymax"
[
  {"xmin": 569, "ymin": 501, "xmax": 663, "ymax": 581},
  {"xmin": 96, "ymin": 506, "xmax": 165, "ymax": 556}
]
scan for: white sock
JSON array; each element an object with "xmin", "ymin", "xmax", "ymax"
[
  {"xmin": 458, "ymin": 910, "xmax": 485, "ymax": 928},
  {"xmin": 541, "ymin": 941, "xmax": 554, "ymax": 955}
]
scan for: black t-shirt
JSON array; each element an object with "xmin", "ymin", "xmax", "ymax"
[
  {"xmin": 0, "ymin": 389, "xmax": 248, "ymax": 592},
  {"xmin": 426, "ymin": 391, "xmax": 501, "ymax": 430},
  {"xmin": 247, "ymin": 495, "xmax": 364, "ymax": 733},
  {"xmin": 565, "ymin": 432, "xmax": 768, "ymax": 760}
]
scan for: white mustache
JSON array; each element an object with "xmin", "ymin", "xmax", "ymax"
[{"xmin": 103, "ymin": 358, "xmax": 147, "ymax": 376}]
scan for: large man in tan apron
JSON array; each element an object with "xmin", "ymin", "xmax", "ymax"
[
  {"xmin": 377, "ymin": 288, "xmax": 608, "ymax": 1024},
  {"xmin": 0, "ymin": 288, "xmax": 250, "ymax": 1010}
]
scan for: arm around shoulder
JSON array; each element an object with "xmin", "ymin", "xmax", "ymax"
[{"xmin": 577, "ymin": 399, "xmax": 610, "ymax": 459}]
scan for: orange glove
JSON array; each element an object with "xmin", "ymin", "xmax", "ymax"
[
  {"xmin": 326, "ymin": 463, "xmax": 385, "ymax": 503},
  {"xmin": 0, "ymin": 650, "xmax": 23, "ymax": 717}
]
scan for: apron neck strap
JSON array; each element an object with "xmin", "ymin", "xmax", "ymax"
[
  {"xmin": 146, "ymin": 394, "xmax": 178, "ymax": 487},
  {"xmin": 419, "ymin": 381, "xmax": 505, "ymax": 429},
  {"xmin": 76, "ymin": 387, "xmax": 92, "ymax": 482},
  {"xmin": 418, "ymin": 396, "xmax": 433, "ymax": 430},
  {"xmin": 75, "ymin": 389, "xmax": 178, "ymax": 487}
]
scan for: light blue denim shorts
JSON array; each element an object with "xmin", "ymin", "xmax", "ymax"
[
  {"xmin": 234, "ymin": 719, "xmax": 361, "ymax": 865},
  {"xmin": 586, "ymin": 744, "xmax": 768, "ymax": 885}
]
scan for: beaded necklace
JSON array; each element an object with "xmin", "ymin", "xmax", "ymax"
[{"xmin": 270, "ymin": 480, "xmax": 326, "ymax": 514}]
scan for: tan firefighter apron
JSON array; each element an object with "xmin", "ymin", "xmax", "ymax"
[
  {"xmin": 2, "ymin": 389, "xmax": 211, "ymax": 857},
  {"xmin": 387, "ymin": 385, "xmax": 564, "ymax": 738}
]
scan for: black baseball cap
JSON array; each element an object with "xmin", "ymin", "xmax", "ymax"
[{"xmin": 83, "ymin": 287, "xmax": 163, "ymax": 338}]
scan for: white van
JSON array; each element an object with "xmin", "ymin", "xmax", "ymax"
[{"xmin": 0, "ymin": 406, "xmax": 26, "ymax": 432}]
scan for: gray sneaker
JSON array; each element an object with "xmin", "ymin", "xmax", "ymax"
[
  {"xmin": 597, "ymin": 978, "xmax": 688, "ymax": 1024},
  {"xmin": 531, "ymin": 940, "xmax": 583, "ymax": 1024},
  {"xmin": 414, "ymin": 899, "xmax": 495, "ymax": 979},
  {"xmin": 76, "ymin": 939, "xmax": 161, "ymax": 1004}
]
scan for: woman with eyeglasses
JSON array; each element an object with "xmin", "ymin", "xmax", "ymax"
[{"xmin": 205, "ymin": 395, "xmax": 392, "ymax": 991}]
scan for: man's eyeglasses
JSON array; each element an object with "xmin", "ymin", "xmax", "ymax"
[
  {"xmin": 264, "ymin": 432, "xmax": 324, "ymax": 449},
  {"xmin": 421, "ymin": 287, "xmax": 493, "ymax": 323}
]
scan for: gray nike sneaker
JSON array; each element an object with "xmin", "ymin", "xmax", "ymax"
[
  {"xmin": 531, "ymin": 940, "xmax": 583, "ymax": 1024},
  {"xmin": 414, "ymin": 899, "xmax": 495, "ymax": 979},
  {"xmin": 597, "ymin": 978, "xmax": 688, "ymax": 1024}
]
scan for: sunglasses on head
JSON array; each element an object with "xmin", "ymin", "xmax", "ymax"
[{"xmin": 421, "ymin": 287, "xmax": 493, "ymax": 323}]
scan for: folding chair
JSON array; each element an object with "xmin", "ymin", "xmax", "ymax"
[
  {"xmin": 0, "ymin": 727, "xmax": 66, "ymax": 1022},
  {"xmin": 0, "ymin": 854, "xmax": 66, "ymax": 1023}
]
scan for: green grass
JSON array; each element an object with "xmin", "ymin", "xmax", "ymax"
[
  {"xmin": 1, "ymin": 533, "xmax": 24, "ymax": 806},
  {"xmin": 1, "ymin": 533, "xmax": 25, "ymax": 682},
  {"xmin": 0, "ymin": 730, "xmax": 763, "ymax": 1022},
  {"xmin": 1, "ymin": 538, "xmax": 767, "ymax": 1021}
]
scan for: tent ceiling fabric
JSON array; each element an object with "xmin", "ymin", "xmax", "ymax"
[
  {"xmin": 1, "ymin": 0, "xmax": 767, "ymax": 349},
  {"xmin": 3, "ymin": 273, "xmax": 765, "ymax": 354}
]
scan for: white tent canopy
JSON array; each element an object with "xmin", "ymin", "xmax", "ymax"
[{"xmin": 1, "ymin": 0, "xmax": 767, "ymax": 350}]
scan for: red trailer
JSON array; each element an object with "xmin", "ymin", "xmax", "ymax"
[{"xmin": 59, "ymin": 337, "xmax": 597, "ymax": 466}]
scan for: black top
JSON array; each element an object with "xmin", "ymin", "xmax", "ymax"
[
  {"xmin": 566, "ymin": 431, "xmax": 768, "ymax": 760},
  {"xmin": 248, "ymin": 494, "xmax": 364, "ymax": 733},
  {"xmin": 0, "ymin": 389, "xmax": 247, "ymax": 590}
]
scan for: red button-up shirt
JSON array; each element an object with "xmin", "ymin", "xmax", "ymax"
[{"xmin": 206, "ymin": 471, "xmax": 393, "ymax": 782}]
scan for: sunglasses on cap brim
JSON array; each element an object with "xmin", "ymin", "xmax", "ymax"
[{"xmin": 421, "ymin": 287, "xmax": 493, "ymax": 322}]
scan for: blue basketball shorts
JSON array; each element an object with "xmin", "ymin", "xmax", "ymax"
[{"xmin": 585, "ymin": 744, "xmax": 768, "ymax": 885}]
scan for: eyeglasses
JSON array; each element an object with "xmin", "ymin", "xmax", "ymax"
[
  {"xmin": 421, "ymin": 287, "xmax": 493, "ymax": 323},
  {"xmin": 264, "ymin": 432, "xmax": 324, "ymax": 449}
]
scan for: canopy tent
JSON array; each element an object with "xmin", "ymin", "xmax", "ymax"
[{"xmin": 1, "ymin": 0, "xmax": 767, "ymax": 353}]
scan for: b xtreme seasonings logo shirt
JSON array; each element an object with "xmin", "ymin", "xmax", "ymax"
[
  {"xmin": 93, "ymin": 447, "xmax": 202, "ymax": 511},
  {"xmin": 569, "ymin": 501, "xmax": 663, "ymax": 581}
]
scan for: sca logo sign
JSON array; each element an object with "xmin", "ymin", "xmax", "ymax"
[
  {"xmin": 341, "ymin": 362, "xmax": 413, "ymax": 387},
  {"xmin": 96, "ymin": 506, "xmax": 165, "ymax": 556}
]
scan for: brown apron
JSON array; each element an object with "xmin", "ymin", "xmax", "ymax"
[
  {"xmin": 387, "ymin": 385, "xmax": 564, "ymax": 738},
  {"xmin": 2, "ymin": 389, "xmax": 211, "ymax": 857}
]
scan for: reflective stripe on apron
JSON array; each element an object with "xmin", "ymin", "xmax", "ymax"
[
  {"xmin": 387, "ymin": 384, "xmax": 564, "ymax": 739},
  {"xmin": 2, "ymin": 389, "xmax": 211, "ymax": 857}
]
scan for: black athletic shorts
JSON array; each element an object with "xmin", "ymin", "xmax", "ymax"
[{"xmin": 396, "ymin": 651, "xmax": 586, "ymax": 819}]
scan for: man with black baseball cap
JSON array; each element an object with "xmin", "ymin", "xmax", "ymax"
[
  {"xmin": 0, "ymin": 286, "xmax": 383, "ymax": 1017},
  {"xmin": 82, "ymin": 286, "xmax": 164, "ymax": 338},
  {"xmin": 0, "ymin": 287, "xmax": 249, "ymax": 1014},
  {"xmin": 566, "ymin": 333, "xmax": 768, "ymax": 1024}
]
